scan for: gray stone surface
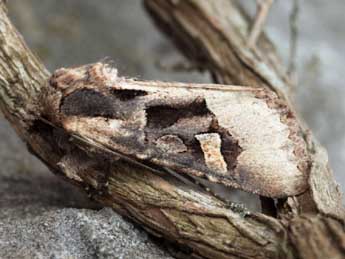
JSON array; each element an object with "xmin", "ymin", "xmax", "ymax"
[
  {"xmin": 1, "ymin": 1, "xmax": 188, "ymax": 258},
  {"xmin": 0, "ymin": 0, "xmax": 345, "ymax": 258},
  {"xmin": 0, "ymin": 116, "xmax": 173, "ymax": 259},
  {"xmin": 0, "ymin": 206, "xmax": 172, "ymax": 259}
]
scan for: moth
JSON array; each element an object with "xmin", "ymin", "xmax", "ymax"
[{"xmin": 43, "ymin": 62, "xmax": 310, "ymax": 198}]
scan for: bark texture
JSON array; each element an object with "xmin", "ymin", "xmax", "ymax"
[
  {"xmin": 0, "ymin": 0, "xmax": 344, "ymax": 258},
  {"xmin": 144, "ymin": 0, "xmax": 345, "ymax": 219}
]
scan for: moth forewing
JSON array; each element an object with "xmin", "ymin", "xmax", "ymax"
[{"xmin": 47, "ymin": 63, "xmax": 310, "ymax": 198}]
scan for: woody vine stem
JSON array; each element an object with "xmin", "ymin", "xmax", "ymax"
[{"xmin": 0, "ymin": 1, "xmax": 344, "ymax": 259}]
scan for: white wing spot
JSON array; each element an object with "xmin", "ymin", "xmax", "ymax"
[{"xmin": 195, "ymin": 133, "xmax": 228, "ymax": 175}]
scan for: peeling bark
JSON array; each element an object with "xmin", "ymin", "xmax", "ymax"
[
  {"xmin": 0, "ymin": 0, "xmax": 344, "ymax": 258},
  {"xmin": 144, "ymin": 0, "xmax": 345, "ymax": 220}
]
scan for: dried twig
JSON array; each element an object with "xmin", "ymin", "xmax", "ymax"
[
  {"xmin": 0, "ymin": 0, "xmax": 344, "ymax": 258},
  {"xmin": 288, "ymin": 0, "xmax": 300, "ymax": 83},
  {"xmin": 248, "ymin": 0, "xmax": 275, "ymax": 48}
]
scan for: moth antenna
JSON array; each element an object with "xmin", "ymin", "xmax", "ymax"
[
  {"xmin": 163, "ymin": 167, "xmax": 203, "ymax": 190},
  {"xmin": 164, "ymin": 167, "xmax": 247, "ymax": 213}
]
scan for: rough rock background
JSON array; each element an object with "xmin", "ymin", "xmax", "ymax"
[{"xmin": 0, "ymin": 0, "xmax": 344, "ymax": 258}]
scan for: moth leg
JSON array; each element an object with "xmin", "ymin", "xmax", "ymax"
[{"xmin": 247, "ymin": 0, "xmax": 274, "ymax": 48}]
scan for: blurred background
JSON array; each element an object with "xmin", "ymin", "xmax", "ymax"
[{"xmin": 0, "ymin": 0, "xmax": 344, "ymax": 257}]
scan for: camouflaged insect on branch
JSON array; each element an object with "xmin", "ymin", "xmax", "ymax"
[{"xmin": 42, "ymin": 62, "xmax": 310, "ymax": 198}]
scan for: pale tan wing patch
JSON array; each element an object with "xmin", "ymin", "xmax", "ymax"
[{"xmin": 195, "ymin": 133, "xmax": 228, "ymax": 175}]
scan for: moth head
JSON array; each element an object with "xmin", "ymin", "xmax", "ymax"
[{"xmin": 49, "ymin": 62, "xmax": 118, "ymax": 90}]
